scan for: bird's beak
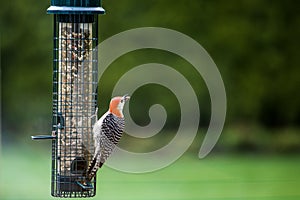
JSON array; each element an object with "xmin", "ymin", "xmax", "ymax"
[{"xmin": 123, "ymin": 94, "xmax": 130, "ymax": 101}]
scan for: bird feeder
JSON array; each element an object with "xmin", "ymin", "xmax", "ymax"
[{"xmin": 32, "ymin": 0, "xmax": 105, "ymax": 198}]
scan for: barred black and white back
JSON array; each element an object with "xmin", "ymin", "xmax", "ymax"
[{"xmin": 87, "ymin": 112, "xmax": 125, "ymax": 181}]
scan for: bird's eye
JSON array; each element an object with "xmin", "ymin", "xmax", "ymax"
[{"xmin": 120, "ymin": 100, "xmax": 124, "ymax": 103}]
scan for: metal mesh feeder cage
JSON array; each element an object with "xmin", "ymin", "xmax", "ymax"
[{"xmin": 32, "ymin": 0, "xmax": 105, "ymax": 198}]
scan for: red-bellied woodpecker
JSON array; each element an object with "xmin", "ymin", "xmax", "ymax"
[{"xmin": 86, "ymin": 94, "xmax": 130, "ymax": 182}]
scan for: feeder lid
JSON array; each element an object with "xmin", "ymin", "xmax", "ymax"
[{"xmin": 47, "ymin": 0, "xmax": 105, "ymax": 14}]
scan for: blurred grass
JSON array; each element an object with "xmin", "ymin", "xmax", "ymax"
[{"xmin": 1, "ymin": 143, "xmax": 300, "ymax": 200}]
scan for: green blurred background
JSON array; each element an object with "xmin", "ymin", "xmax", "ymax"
[{"xmin": 1, "ymin": 0, "xmax": 300, "ymax": 199}]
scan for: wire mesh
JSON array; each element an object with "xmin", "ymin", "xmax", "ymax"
[{"xmin": 51, "ymin": 14, "xmax": 98, "ymax": 198}]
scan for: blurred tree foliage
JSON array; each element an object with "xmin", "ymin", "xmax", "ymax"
[{"xmin": 1, "ymin": 0, "xmax": 300, "ymax": 142}]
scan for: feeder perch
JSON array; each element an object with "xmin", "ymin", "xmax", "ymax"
[{"xmin": 32, "ymin": 0, "xmax": 105, "ymax": 198}]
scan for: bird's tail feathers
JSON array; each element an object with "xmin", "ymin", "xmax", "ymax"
[{"xmin": 87, "ymin": 154, "xmax": 103, "ymax": 182}]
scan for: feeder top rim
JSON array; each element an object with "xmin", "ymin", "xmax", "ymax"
[{"xmin": 47, "ymin": 6, "xmax": 105, "ymax": 14}]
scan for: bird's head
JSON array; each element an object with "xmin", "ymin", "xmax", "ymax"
[{"xmin": 109, "ymin": 94, "xmax": 130, "ymax": 118}]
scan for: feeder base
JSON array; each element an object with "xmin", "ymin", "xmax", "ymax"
[{"xmin": 76, "ymin": 181, "xmax": 94, "ymax": 190}]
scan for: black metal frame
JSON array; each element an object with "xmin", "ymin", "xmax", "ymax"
[{"xmin": 51, "ymin": 14, "xmax": 98, "ymax": 198}]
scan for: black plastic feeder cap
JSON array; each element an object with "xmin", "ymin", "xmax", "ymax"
[{"xmin": 47, "ymin": 0, "xmax": 105, "ymax": 14}]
